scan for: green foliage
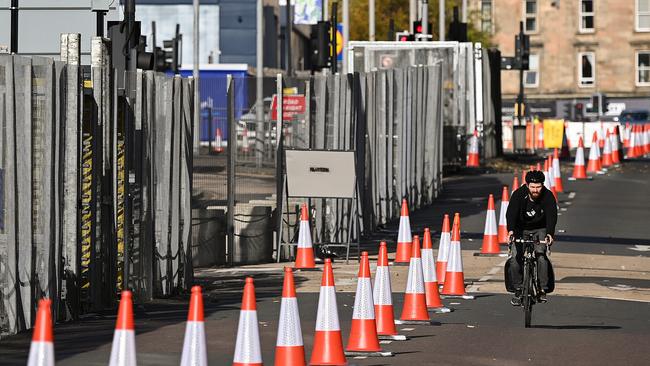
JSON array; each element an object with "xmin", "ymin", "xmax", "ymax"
[{"xmin": 341, "ymin": 0, "xmax": 491, "ymax": 46}]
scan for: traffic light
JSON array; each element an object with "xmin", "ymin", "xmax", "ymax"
[
  {"xmin": 515, "ymin": 33, "xmax": 530, "ymax": 70},
  {"xmin": 396, "ymin": 31, "xmax": 414, "ymax": 41},
  {"xmin": 562, "ymin": 103, "xmax": 572, "ymax": 120},
  {"xmin": 589, "ymin": 93, "xmax": 608, "ymax": 116},
  {"xmin": 155, "ymin": 24, "xmax": 181, "ymax": 73},
  {"xmin": 413, "ymin": 20, "xmax": 432, "ymax": 35},
  {"xmin": 310, "ymin": 21, "xmax": 331, "ymax": 70},
  {"xmin": 575, "ymin": 103, "xmax": 584, "ymax": 121}
]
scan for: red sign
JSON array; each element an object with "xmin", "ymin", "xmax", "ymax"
[{"xmin": 271, "ymin": 94, "xmax": 306, "ymax": 121}]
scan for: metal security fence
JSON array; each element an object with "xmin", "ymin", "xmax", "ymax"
[
  {"xmin": 0, "ymin": 35, "xmax": 194, "ymax": 336},
  {"xmin": 296, "ymin": 65, "xmax": 445, "ymax": 252}
]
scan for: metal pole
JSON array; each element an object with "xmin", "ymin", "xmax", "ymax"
[
  {"xmin": 96, "ymin": 11, "xmax": 105, "ymax": 37},
  {"xmin": 10, "ymin": 0, "xmax": 18, "ymax": 53},
  {"xmin": 193, "ymin": 0, "xmax": 200, "ymax": 155},
  {"xmin": 517, "ymin": 22, "xmax": 524, "ymax": 130},
  {"xmin": 422, "ymin": 1, "xmax": 428, "ymax": 36},
  {"xmin": 226, "ymin": 75, "xmax": 236, "ymax": 266},
  {"xmin": 256, "ymin": 0, "xmax": 264, "ymax": 167},
  {"xmin": 462, "ymin": 0, "xmax": 467, "ymax": 23},
  {"xmin": 409, "ymin": 0, "xmax": 416, "ymax": 33},
  {"xmin": 369, "ymin": 0, "xmax": 375, "ymax": 42},
  {"xmin": 439, "ymin": 0, "xmax": 445, "ymax": 41},
  {"xmin": 331, "ymin": 2, "xmax": 338, "ymax": 74},
  {"xmin": 286, "ymin": 0, "xmax": 293, "ymax": 76},
  {"xmin": 342, "ymin": 0, "xmax": 349, "ymax": 73},
  {"xmin": 323, "ymin": 0, "xmax": 329, "ymax": 20}
]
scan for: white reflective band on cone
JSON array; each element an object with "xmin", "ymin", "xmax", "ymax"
[
  {"xmin": 233, "ymin": 310, "xmax": 262, "ymax": 363},
  {"xmin": 484, "ymin": 211, "xmax": 497, "ymax": 235},
  {"xmin": 397, "ymin": 216, "xmax": 412, "ymax": 242},
  {"xmin": 575, "ymin": 147, "xmax": 585, "ymax": 164},
  {"xmin": 499, "ymin": 201, "xmax": 508, "ymax": 225},
  {"xmin": 446, "ymin": 241, "xmax": 464, "ymax": 273},
  {"xmin": 180, "ymin": 321, "xmax": 207, "ymax": 366},
  {"xmin": 27, "ymin": 342, "xmax": 54, "ymax": 366},
  {"xmin": 276, "ymin": 298, "xmax": 304, "ymax": 347},
  {"xmin": 421, "ymin": 248, "xmax": 437, "ymax": 282},
  {"xmin": 437, "ymin": 233, "xmax": 451, "ymax": 262},
  {"xmin": 553, "ymin": 158, "xmax": 561, "ymax": 177},
  {"xmin": 373, "ymin": 267, "xmax": 393, "ymax": 306},
  {"xmin": 352, "ymin": 278, "xmax": 375, "ymax": 320},
  {"xmin": 315, "ymin": 286, "xmax": 341, "ymax": 331},
  {"xmin": 109, "ymin": 330, "xmax": 137, "ymax": 366},
  {"xmin": 405, "ymin": 258, "xmax": 425, "ymax": 294},
  {"xmin": 297, "ymin": 221, "xmax": 312, "ymax": 248}
]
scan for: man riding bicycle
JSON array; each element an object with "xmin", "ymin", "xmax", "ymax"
[{"xmin": 505, "ymin": 170, "xmax": 557, "ymax": 306}]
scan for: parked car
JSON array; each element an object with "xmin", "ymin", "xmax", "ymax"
[{"xmin": 615, "ymin": 110, "xmax": 649, "ymax": 124}]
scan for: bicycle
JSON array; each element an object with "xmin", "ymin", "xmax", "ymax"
[{"xmin": 512, "ymin": 235, "xmax": 551, "ymax": 328}]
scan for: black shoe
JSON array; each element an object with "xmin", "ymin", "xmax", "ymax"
[
  {"xmin": 510, "ymin": 296, "xmax": 522, "ymax": 306},
  {"xmin": 538, "ymin": 291, "xmax": 547, "ymax": 303}
]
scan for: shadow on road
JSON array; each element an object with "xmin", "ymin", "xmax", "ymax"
[
  {"xmin": 555, "ymin": 234, "xmax": 650, "ymax": 246},
  {"xmin": 532, "ymin": 324, "xmax": 621, "ymax": 330}
]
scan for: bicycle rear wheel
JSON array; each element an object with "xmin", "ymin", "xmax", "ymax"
[{"xmin": 523, "ymin": 261, "xmax": 533, "ymax": 328}]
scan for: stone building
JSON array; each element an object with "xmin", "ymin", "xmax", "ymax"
[{"xmin": 474, "ymin": 0, "xmax": 650, "ymax": 119}]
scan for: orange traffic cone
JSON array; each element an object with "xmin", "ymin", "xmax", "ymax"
[
  {"xmin": 543, "ymin": 159, "xmax": 552, "ymax": 191},
  {"xmin": 422, "ymin": 229, "xmax": 450, "ymax": 313},
  {"xmin": 394, "ymin": 199, "xmax": 412, "ymax": 264},
  {"xmin": 476, "ymin": 194, "xmax": 505, "ymax": 256},
  {"xmin": 181, "ymin": 286, "xmax": 207, "ymax": 366},
  {"xmin": 295, "ymin": 203, "xmax": 316, "ymax": 269},
  {"xmin": 441, "ymin": 214, "xmax": 474, "ymax": 299},
  {"xmin": 560, "ymin": 123, "xmax": 571, "ymax": 158},
  {"xmin": 310, "ymin": 259, "xmax": 346, "ymax": 365},
  {"xmin": 611, "ymin": 127, "xmax": 621, "ymax": 164},
  {"xmin": 109, "ymin": 291, "xmax": 137, "ymax": 366},
  {"xmin": 466, "ymin": 130, "xmax": 480, "ymax": 167},
  {"xmin": 233, "ymin": 278, "xmax": 263, "ymax": 366},
  {"xmin": 498, "ymin": 186, "xmax": 510, "ymax": 244},
  {"xmin": 436, "ymin": 214, "xmax": 451, "ymax": 284},
  {"xmin": 598, "ymin": 123, "xmax": 606, "ymax": 149},
  {"xmin": 552, "ymin": 149, "xmax": 564, "ymax": 192},
  {"xmin": 587, "ymin": 132, "xmax": 602, "ymax": 173},
  {"xmin": 397, "ymin": 236, "xmax": 434, "ymax": 325},
  {"xmin": 521, "ymin": 169, "xmax": 527, "ymax": 187},
  {"xmin": 345, "ymin": 252, "xmax": 393, "ymax": 357},
  {"xmin": 643, "ymin": 123, "xmax": 650, "ymax": 155},
  {"xmin": 536, "ymin": 122, "xmax": 544, "ymax": 149},
  {"xmin": 275, "ymin": 268, "xmax": 306, "ymax": 366},
  {"xmin": 27, "ymin": 299, "xmax": 55, "ymax": 366},
  {"xmin": 627, "ymin": 125, "xmax": 638, "ymax": 158},
  {"xmin": 546, "ymin": 157, "xmax": 558, "ymax": 201},
  {"xmin": 602, "ymin": 130, "xmax": 613, "ymax": 167},
  {"xmin": 623, "ymin": 123, "xmax": 631, "ymax": 148},
  {"xmin": 373, "ymin": 242, "xmax": 407, "ymax": 341},
  {"xmin": 213, "ymin": 128, "xmax": 224, "ymax": 153},
  {"xmin": 570, "ymin": 136, "xmax": 588, "ymax": 180}
]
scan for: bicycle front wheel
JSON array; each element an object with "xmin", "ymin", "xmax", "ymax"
[{"xmin": 523, "ymin": 261, "xmax": 533, "ymax": 328}]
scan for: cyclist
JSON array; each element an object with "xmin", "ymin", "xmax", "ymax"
[{"xmin": 505, "ymin": 170, "xmax": 557, "ymax": 306}]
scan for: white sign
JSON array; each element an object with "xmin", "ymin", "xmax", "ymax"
[{"xmin": 606, "ymin": 102, "xmax": 626, "ymax": 116}]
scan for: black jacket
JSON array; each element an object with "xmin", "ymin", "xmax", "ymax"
[{"xmin": 506, "ymin": 185, "xmax": 557, "ymax": 237}]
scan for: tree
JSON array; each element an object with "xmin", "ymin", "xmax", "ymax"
[{"xmin": 343, "ymin": 0, "xmax": 492, "ymax": 46}]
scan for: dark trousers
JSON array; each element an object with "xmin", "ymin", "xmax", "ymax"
[{"xmin": 508, "ymin": 228, "xmax": 550, "ymax": 292}]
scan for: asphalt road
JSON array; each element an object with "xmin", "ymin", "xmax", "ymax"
[{"xmin": 2, "ymin": 158, "xmax": 648, "ymax": 365}]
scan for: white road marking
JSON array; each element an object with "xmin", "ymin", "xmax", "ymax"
[
  {"xmin": 568, "ymin": 192, "xmax": 576, "ymax": 199},
  {"xmin": 401, "ymin": 327, "xmax": 415, "ymax": 331},
  {"xmin": 380, "ymin": 340, "xmax": 392, "ymax": 344},
  {"xmin": 479, "ymin": 276, "xmax": 492, "ymax": 282},
  {"xmin": 629, "ymin": 245, "xmax": 650, "ymax": 252}
]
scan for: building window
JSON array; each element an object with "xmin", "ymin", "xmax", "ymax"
[
  {"xmin": 637, "ymin": 0, "xmax": 650, "ymax": 31},
  {"xmin": 578, "ymin": 52, "xmax": 596, "ymax": 87},
  {"xmin": 637, "ymin": 51, "xmax": 650, "ymax": 85},
  {"xmin": 481, "ymin": 0, "xmax": 492, "ymax": 33},
  {"xmin": 579, "ymin": 0, "xmax": 595, "ymax": 33},
  {"xmin": 524, "ymin": 0, "xmax": 537, "ymax": 33},
  {"xmin": 524, "ymin": 54, "xmax": 540, "ymax": 87}
]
